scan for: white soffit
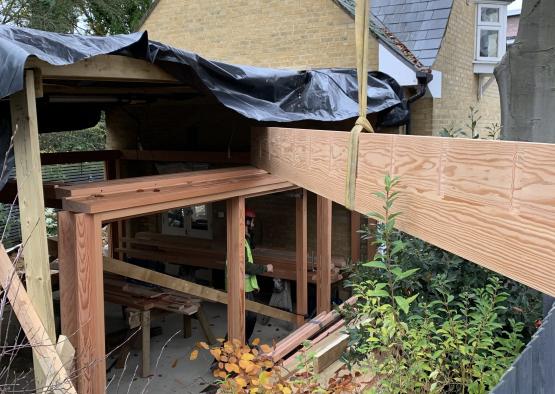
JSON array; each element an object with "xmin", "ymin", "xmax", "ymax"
[{"xmin": 378, "ymin": 43, "xmax": 442, "ymax": 98}]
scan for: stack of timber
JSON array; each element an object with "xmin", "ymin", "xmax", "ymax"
[
  {"xmin": 104, "ymin": 276, "xmax": 200, "ymax": 315},
  {"xmin": 119, "ymin": 231, "xmax": 344, "ymax": 283},
  {"xmin": 270, "ymin": 297, "xmax": 356, "ymax": 363}
]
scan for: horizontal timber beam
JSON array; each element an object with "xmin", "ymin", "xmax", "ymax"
[
  {"xmin": 26, "ymin": 55, "xmax": 179, "ymax": 83},
  {"xmin": 103, "ymin": 257, "xmax": 297, "ymax": 323},
  {"xmin": 252, "ymin": 127, "xmax": 555, "ymax": 297}
]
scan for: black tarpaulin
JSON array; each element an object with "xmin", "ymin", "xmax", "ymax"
[
  {"xmin": 0, "ymin": 26, "xmax": 409, "ymax": 188},
  {"xmin": 0, "ymin": 25, "xmax": 406, "ymax": 123}
]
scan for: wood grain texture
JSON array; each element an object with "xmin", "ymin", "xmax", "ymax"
[
  {"xmin": 10, "ymin": 70, "xmax": 56, "ymax": 389},
  {"xmin": 296, "ymin": 189, "xmax": 308, "ymax": 327},
  {"xmin": 0, "ymin": 246, "xmax": 76, "ymax": 394},
  {"xmin": 58, "ymin": 212, "xmax": 105, "ymax": 393},
  {"xmin": 227, "ymin": 197, "xmax": 245, "ymax": 342},
  {"xmin": 26, "ymin": 55, "xmax": 178, "ymax": 83},
  {"xmin": 252, "ymin": 127, "xmax": 555, "ymax": 297},
  {"xmin": 317, "ymin": 196, "xmax": 332, "ymax": 313}
]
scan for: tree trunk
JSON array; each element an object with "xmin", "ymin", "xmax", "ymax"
[
  {"xmin": 495, "ymin": 0, "xmax": 555, "ymax": 143},
  {"xmin": 495, "ymin": 0, "xmax": 555, "ymax": 313}
]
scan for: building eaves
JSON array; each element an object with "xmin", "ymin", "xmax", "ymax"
[{"xmin": 336, "ymin": 0, "xmax": 453, "ymax": 69}]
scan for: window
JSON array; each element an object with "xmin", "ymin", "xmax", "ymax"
[
  {"xmin": 475, "ymin": 4, "xmax": 507, "ymax": 63},
  {"xmin": 162, "ymin": 203, "xmax": 213, "ymax": 239}
]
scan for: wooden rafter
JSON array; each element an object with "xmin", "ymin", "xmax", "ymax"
[{"xmin": 252, "ymin": 126, "xmax": 555, "ymax": 297}]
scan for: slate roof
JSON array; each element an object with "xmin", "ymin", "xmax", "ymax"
[{"xmin": 336, "ymin": 0, "xmax": 454, "ymax": 68}]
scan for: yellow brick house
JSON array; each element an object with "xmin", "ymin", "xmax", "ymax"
[{"xmin": 139, "ymin": 0, "xmax": 511, "ymax": 136}]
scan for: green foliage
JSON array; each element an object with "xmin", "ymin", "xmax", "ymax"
[
  {"xmin": 438, "ymin": 106, "xmax": 500, "ymax": 140},
  {"xmin": 0, "ymin": 0, "xmax": 153, "ymax": 35},
  {"xmin": 343, "ymin": 175, "xmax": 528, "ymax": 393},
  {"xmin": 39, "ymin": 117, "xmax": 106, "ymax": 153}
]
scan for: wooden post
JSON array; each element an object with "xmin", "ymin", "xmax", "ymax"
[
  {"xmin": 10, "ymin": 69, "xmax": 56, "ymax": 389},
  {"xmin": 141, "ymin": 310, "xmax": 151, "ymax": 378},
  {"xmin": 351, "ymin": 211, "xmax": 361, "ymax": 263},
  {"xmin": 316, "ymin": 196, "xmax": 332, "ymax": 313},
  {"xmin": 226, "ymin": 197, "xmax": 245, "ymax": 342},
  {"xmin": 296, "ymin": 189, "xmax": 308, "ymax": 327},
  {"xmin": 367, "ymin": 217, "xmax": 377, "ymax": 260},
  {"xmin": 58, "ymin": 212, "xmax": 106, "ymax": 393}
]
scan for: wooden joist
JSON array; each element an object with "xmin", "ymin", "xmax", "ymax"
[
  {"xmin": 26, "ymin": 55, "xmax": 179, "ymax": 83},
  {"xmin": 0, "ymin": 246, "xmax": 76, "ymax": 394},
  {"xmin": 56, "ymin": 166, "xmax": 296, "ymax": 220},
  {"xmin": 103, "ymin": 257, "xmax": 298, "ymax": 323},
  {"xmin": 252, "ymin": 127, "xmax": 555, "ymax": 297},
  {"xmin": 120, "ymin": 149, "xmax": 250, "ymax": 164}
]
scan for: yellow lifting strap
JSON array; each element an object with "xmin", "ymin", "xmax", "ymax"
[{"xmin": 345, "ymin": 0, "xmax": 375, "ymax": 210}]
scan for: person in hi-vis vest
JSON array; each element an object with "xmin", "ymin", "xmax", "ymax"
[{"xmin": 242, "ymin": 208, "xmax": 273, "ymax": 341}]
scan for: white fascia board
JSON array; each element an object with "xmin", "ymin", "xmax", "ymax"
[
  {"xmin": 378, "ymin": 43, "xmax": 442, "ymax": 98},
  {"xmin": 428, "ymin": 70, "xmax": 442, "ymax": 98},
  {"xmin": 378, "ymin": 43, "xmax": 418, "ymax": 86}
]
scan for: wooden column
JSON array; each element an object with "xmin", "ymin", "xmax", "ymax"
[
  {"xmin": 351, "ymin": 211, "xmax": 361, "ymax": 263},
  {"xmin": 316, "ymin": 196, "xmax": 332, "ymax": 313},
  {"xmin": 367, "ymin": 218, "xmax": 377, "ymax": 260},
  {"xmin": 226, "ymin": 197, "xmax": 245, "ymax": 342},
  {"xmin": 10, "ymin": 69, "xmax": 55, "ymax": 388},
  {"xmin": 58, "ymin": 212, "xmax": 106, "ymax": 393},
  {"xmin": 295, "ymin": 189, "xmax": 308, "ymax": 327}
]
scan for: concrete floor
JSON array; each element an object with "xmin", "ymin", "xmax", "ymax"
[{"xmin": 104, "ymin": 302, "xmax": 293, "ymax": 394}]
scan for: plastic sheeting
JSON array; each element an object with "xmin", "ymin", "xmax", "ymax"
[
  {"xmin": 0, "ymin": 26, "xmax": 409, "ymax": 188},
  {"xmin": 0, "ymin": 25, "xmax": 406, "ymax": 123}
]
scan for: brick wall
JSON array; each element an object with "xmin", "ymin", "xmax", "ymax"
[
  {"xmin": 140, "ymin": 0, "xmax": 378, "ymax": 70},
  {"xmin": 431, "ymin": 0, "xmax": 501, "ymax": 137}
]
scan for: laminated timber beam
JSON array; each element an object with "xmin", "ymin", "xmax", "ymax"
[
  {"xmin": 25, "ymin": 55, "xmax": 178, "ymax": 83},
  {"xmin": 252, "ymin": 127, "xmax": 555, "ymax": 297}
]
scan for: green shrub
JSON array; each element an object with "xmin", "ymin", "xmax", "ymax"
[{"xmin": 343, "ymin": 175, "xmax": 527, "ymax": 393}]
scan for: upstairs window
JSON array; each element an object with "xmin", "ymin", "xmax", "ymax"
[{"xmin": 475, "ymin": 4, "xmax": 507, "ymax": 62}]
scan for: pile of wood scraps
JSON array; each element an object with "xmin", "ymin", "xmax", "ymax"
[
  {"xmin": 104, "ymin": 276, "xmax": 200, "ymax": 315},
  {"xmin": 119, "ymin": 231, "xmax": 345, "ymax": 283}
]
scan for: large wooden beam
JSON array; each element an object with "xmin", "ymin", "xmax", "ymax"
[
  {"xmin": 10, "ymin": 69, "xmax": 56, "ymax": 388},
  {"xmin": 102, "ymin": 257, "xmax": 297, "ymax": 323},
  {"xmin": 26, "ymin": 55, "xmax": 178, "ymax": 83},
  {"xmin": 296, "ymin": 189, "xmax": 308, "ymax": 327},
  {"xmin": 252, "ymin": 127, "xmax": 555, "ymax": 297},
  {"xmin": 58, "ymin": 212, "xmax": 105, "ymax": 393},
  {"xmin": 316, "ymin": 196, "xmax": 332, "ymax": 313},
  {"xmin": 227, "ymin": 197, "xmax": 246, "ymax": 342}
]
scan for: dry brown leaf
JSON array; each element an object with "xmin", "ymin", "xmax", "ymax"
[{"xmin": 189, "ymin": 349, "xmax": 199, "ymax": 361}]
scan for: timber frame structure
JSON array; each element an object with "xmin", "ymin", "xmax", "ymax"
[{"xmin": 5, "ymin": 53, "xmax": 555, "ymax": 394}]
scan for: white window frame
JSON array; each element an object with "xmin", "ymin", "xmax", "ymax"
[
  {"xmin": 475, "ymin": 3, "xmax": 507, "ymax": 62},
  {"xmin": 161, "ymin": 203, "xmax": 213, "ymax": 240}
]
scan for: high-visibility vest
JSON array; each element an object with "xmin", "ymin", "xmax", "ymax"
[
  {"xmin": 226, "ymin": 239, "xmax": 259, "ymax": 293},
  {"xmin": 244, "ymin": 240, "xmax": 259, "ymax": 293}
]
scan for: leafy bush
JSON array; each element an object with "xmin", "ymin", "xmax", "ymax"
[{"xmin": 343, "ymin": 175, "xmax": 527, "ymax": 393}]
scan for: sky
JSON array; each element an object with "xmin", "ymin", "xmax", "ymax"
[{"xmin": 509, "ymin": 0, "xmax": 522, "ymax": 11}]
